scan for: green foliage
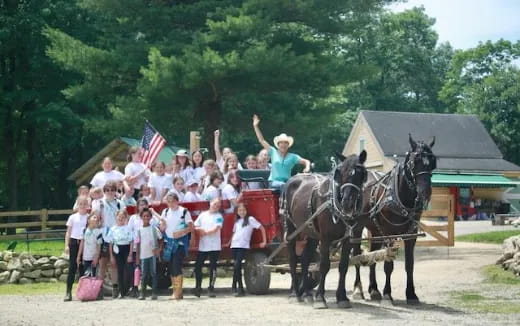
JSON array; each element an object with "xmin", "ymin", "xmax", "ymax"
[
  {"xmin": 0, "ymin": 240, "xmax": 64, "ymax": 257},
  {"xmin": 482, "ymin": 265, "xmax": 520, "ymax": 285},
  {"xmin": 455, "ymin": 230, "xmax": 520, "ymax": 244}
]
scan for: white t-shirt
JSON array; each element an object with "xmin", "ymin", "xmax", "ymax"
[
  {"xmin": 183, "ymin": 191, "xmax": 203, "ymax": 202},
  {"xmin": 125, "ymin": 162, "xmax": 150, "ymax": 190},
  {"xmin": 178, "ymin": 168, "xmax": 192, "ymax": 184},
  {"xmin": 194, "ymin": 211, "xmax": 223, "ymax": 252},
  {"xmin": 108, "ymin": 224, "xmax": 133, "ymax": 245},
  {"xmin": 136, "ymin": 226, "xmax": 162, "ymax": 259},
  {"xmin": 148, "ymin": 173, "xmax": 172, "ymax": 201},
  {"xmin": 202, "ymin": 185, "xmax": 220, "ymax": 201},
  {"xmin": 91, "ymin": 197, "xmax": 126, "ymax": 241},
  {"xmin": 163, "ymin": 206, "xmax": 193, "ymax": 239},
  {"xmin": 129, "ymin": 213, "xmax": 160, "ymax": 251},
  {"xmin": 82, "ymin": 228, "xmax": 102, "ymax": 261},
  {"xmin": 190, "ymin": 166, "xmax": 205, "ymax": 182},
  {"xmin": 222, "ymin": 184, "xmax": 239, "ymax": 213},
  {"xmin": 231, "ymin": 216, "xmax": 262, "ymax": 249},
  {"xmin": 66, "ymin": 213, "xmax": 88, "ymax": 240},
  {"xmin": 217, "ymin": 158, "xmax": 243, "ymax": 172},
  {"xmin": 90, "ymin": 170, "xmax": 125, "ymax": 188},
  {"xmin": 167, "ymin": 188, "xmax": 185, "ymax": 202}
]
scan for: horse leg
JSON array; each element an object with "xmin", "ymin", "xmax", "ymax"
[
  {"xmin": 300, "ymin": 238, "xmax": 318, "ymax": 304},
  {"xmin": 313, "ymin": 240, "xmax": 330, "ymax": 309},
  {"xmin": 351, "ymin": 235, "xmax": 365, "ymax": 300},
  {"xmin": 288, "ymin": 237, "xmax": 302, "ymax": 302},
  {"xmin": 368, "ymin": 241, "xmax": 382, "ymax": 301},
  {"xmin": 382, "ymin": 260, "xmax": 394, "ymax": 303},
  {"xmin": 336, "ymin": 240, "xmax": 353, "ymax": 309},
  {"xmin": 405, "ymin": 239, "xmax": 420, "ymax": 304}
]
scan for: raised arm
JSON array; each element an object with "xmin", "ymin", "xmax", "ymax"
[
  {"xmin": 299, "ymin": 158, "xmax": 311, "ymax": 173},
  {"xmin": 253, "ymin": 114, "xmax": 270, "ymax": 151},
  {"xmin": 214, "ymin": 129, "xmax": 223, "ymax": 163}
]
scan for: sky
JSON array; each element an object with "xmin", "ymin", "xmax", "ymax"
[{"xmin": 388, "ymin": 0, "xmax": 520, "ymax": 49}]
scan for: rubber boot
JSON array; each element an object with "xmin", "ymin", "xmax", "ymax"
[
  {"xmin": 112, "ymin": 284, "xmax": 119, "ymax": 299},
  {"xmin": 194, "ymin": 273, "xmax": 202, "ymax": 298},
  {"xmin": 174, "ymin": 276, "xmax": 184, "ymax": 300},
  {"xmin": 208, "ymin": 269, "xmax": 216, "ymax": 298}
]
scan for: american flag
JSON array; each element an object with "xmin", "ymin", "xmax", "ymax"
[{"xmin": 141, "ymin": 121, "xmax": 166, "ymax": 168}]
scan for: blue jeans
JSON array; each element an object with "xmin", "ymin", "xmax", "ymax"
[
  {"xmin": 141, "ymin": 256, "xmax": 157, "ymax": 294},
  {"xmin": 269, "ymin": 180, "xmax": 286, "ymax": 192}
]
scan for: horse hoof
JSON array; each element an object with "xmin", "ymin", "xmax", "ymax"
[
  {"xmin": 352, "ymin": 291, "xmax": 365, "ymax": 301},
  {"xmin": 313, "ymin": 300, "xmax": 328, "ymax": 309},
  {"xmin": 382, "ymin": 294, "xmax": 394, "ymax": 305},
  {"xmin": 406, "ymin": 298, "xmax": 420, "ymax": 305},
  {"xmin": 369, "ymin": 290, "xmax": 382, "ymax": 301},
  {"xmin": 304, "ymin": 295, "xmax": 314, "ymax": 305},
  {"xmin": 337, "ymin": 300, "xmax": 352, "ymax": 309}
]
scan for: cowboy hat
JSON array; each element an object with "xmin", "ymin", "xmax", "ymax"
[{"xmin": 274, "ymin": 133, "xmax": 294, "ymax": 148}]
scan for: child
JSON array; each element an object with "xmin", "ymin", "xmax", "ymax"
[
  {"xmin": 190, "ymin": 150, "xmax": 205, "ymax": 182},
  {"xmin": 108, "ymin": 210, "xmax": 134, "ymax": 298},
  {"xmin": 162, "ymin": 193, "xmax": 193, "ymax": 300},
  {"xmin": 200, "ymin": 159, "xmax": 217, "ymax": 193},
  {"xmin": 77, "ymin": 214, "xmax": 103, "ymax": 278},
  {"xmin": 226, "ymin": 203, "xmax": 266, "ymax": 296},
  {"xmin": 214, "ymin": 129, "xmax": 243, "ymax": 172},
  {"xmin": 176, "ymin": 150, "xmax": 192, "ymax": 185},
  {"xmin": 149, "ymin": 161, "xmax": 172, "ymax": 202},
  {"xmin": 244, "ymin": 155, "xmax": 258, "ymax": 170},
  {"xmin": 121, "ymin": 186, "xmax": 137, "ymax": 207},
  {"xmin": 89, "ymin": 187, "xmax": 103, "ymax": 208},
  {"xmin": 223, "ymin": 153, "xmax": 239, "ymax": 183},
  {"xmin": 257, "ymin": 149, "xmax": 271, "ymax": 170},
  {"xmin": 167, "ymin": 177, "xmax": 185, "ymax": 202},
  {"xmin": 125, "ymin": 147, "xmax": 151, "ymax": 200},
  {"xmin": 202, "ymin": 171, "xmax": 224, "ymax": 201},
  {"xmin": 128, "ymin": 199, "xmax": 161, "ymax": 297},
  {"xmin": 138, "ymin": 184, "xmax": 152, "ymax": 204},
  {"xmin": 64, "ymin": 196, "xmax": 89, "ymax": 301},
  {"xmin": 222, "ymin": 169, "xmax": 241, "ymax": 214},
  {"xmin": 72, "ymin": 185, "xmax": 90, "ymax": 211},
  {"xmin": 193, "ymin": 198, "xmax": 223, "ymax": 298},
  {"xmin": 136, "ymin": 208, "xmax": 162, "ymax": 300},
  {"xmin": 184, "ymin": 179, "xmax": 203, "ymax": 202}
]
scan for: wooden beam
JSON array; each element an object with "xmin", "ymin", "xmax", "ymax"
[{"xmin": 190, "ymin": 131, "xmax": 200, "ymax": 154}]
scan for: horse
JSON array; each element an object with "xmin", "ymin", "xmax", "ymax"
[
  {"xmin": 283, "ymin": 150, "xmax": 367, "ymax": 309},
  {"xmin": 352, "ymin": 134, "xmax": 436, "ymax": 304}
]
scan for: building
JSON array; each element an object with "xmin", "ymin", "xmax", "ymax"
[
  {"xmin": 68, "ymin": 137, "xmax": 183, "ymax": 186},
  {"xmin": 343, "ymin": 111, "xmax": 520, "ymax": 218}
]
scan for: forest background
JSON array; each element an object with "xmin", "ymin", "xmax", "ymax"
[{"xmin": 1, "ymin": 0, "xmax": 519, "ymax": 211}]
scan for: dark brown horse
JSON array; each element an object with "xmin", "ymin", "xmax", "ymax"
[
  {"xmin": 352, "ymin": 135, "xmax": 436, "ymax": 304},
  {"xmin": 284, "ymin": 150, "xmax": 367, "ymax": 309}
]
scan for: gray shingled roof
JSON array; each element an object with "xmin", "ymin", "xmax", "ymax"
[{"xmin": 361, "ymin": 110, "xmax": 520, "ymax": 172}]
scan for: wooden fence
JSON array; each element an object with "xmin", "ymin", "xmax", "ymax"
[
  {"xmin": 416, "ymin": 194, "xmax": 455, "ymax": 246},
  {"xmin": 0, "ymin": 209, "xmax": 73, "ymax": 241}
]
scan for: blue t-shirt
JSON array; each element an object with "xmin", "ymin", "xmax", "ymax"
[{"xmin": 268, "ymin": 146, "xmax": 302, "ymax": 182}]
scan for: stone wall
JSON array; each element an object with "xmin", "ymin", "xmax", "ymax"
[
  {"xmin": 496, "ymin": 235, "xmax": 520, "ymax": 276},
  {"xmin": 0, "ymin": 251, "xmax": 69, "ymax": 285}
]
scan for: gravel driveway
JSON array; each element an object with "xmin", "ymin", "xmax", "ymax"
[{"xmin": 1, "ymin": 242, "xmax": 519, "ymax": 326}]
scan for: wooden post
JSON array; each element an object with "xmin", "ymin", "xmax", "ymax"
[
  {"xmin": 190, "ymin": 131, "xmax": 201, "ymax": 154},
  {"xmin": 41, "ymin": 208, "xmax": 48, "ymax": 239},
  {"xmin": 448, "ymin": 194, "xmax": 455, "ymax": 246}
]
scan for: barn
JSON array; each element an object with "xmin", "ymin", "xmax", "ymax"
[{"xmin": 343, "ymin": 111, "xmax": 520, "ymax": 219}]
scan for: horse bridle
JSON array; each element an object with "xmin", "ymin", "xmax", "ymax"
[
  {"xmin": 332, "ymin": 161, "xmax": 365, "ymax": 219},
  {"xmin": 403, "ymin": 148, "xmax": 436, "ymax": 207}
]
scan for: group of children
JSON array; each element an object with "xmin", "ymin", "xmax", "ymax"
[{"xmin": 64, "ymin": 131, "xmax": 269, "ymax": 301}]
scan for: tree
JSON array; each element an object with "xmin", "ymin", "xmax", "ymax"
[
  {"xmin": 46, "ymin": 0, "xmax": 394, "ymax": 167},
  {"xmin": 440, "ymin": 40, "xmax": 520, "ymax": 164}
]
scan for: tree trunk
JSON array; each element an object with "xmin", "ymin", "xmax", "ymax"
[
  {"xmin": 4, "ymin": 110, "xmax": 18, "ymax": 235},
  {"xmin": 26, "ymin": 125, "xmax": 42, "ymax": 209}
]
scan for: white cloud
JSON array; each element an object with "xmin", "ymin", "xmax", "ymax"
[{"xmin": 389, "ymin": 0, "xmax": 520, "ymax": 49}]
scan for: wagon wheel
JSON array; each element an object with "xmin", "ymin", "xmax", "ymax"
[{"xmin": 244, "ymin": 251, "xmax": 271, "ymax": 295}]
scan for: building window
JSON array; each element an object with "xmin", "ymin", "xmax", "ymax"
[{"xmin": 359, "ymin": 138, "xmax": 365, "ymax": 152}]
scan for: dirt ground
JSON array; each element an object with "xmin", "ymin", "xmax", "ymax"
[{"xmin": 1, "ymin": 242, "xmax": 519, "ymax": 326}]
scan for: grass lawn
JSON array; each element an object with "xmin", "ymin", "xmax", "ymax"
[
  {"xmin": 455, "ymin": 230, "xmax": 519, "ymax": 244},
  {"xmin": 0, "ymin": 282, "xmax": 66, "ymax": 295},
  {"xmin": 0, "ymin": 240, "xmax": 64, "ymax": 257},
  {"xmin": 449, "ymin": 265, "xmax": 520, "ymax": 314}
]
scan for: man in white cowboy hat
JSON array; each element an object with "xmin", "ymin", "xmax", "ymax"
[{"xmin": 253, "ymin": 114, "xmax": 311, "ymax": 190}]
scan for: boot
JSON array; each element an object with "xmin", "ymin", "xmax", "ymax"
[
  {"xmin": 63, "ymin": 291, "xmax": 72, "ymax": 302},
  {"xmin": 112, "ymin": 284, "xmax": 119, "ymax": 299},
  {"xmin": 194, "ymin": 273, "xmax": 202, "ymax": 298},
  {"xmin": 130, "ymin": 286, "xmax": 138, "ymax": 298},
  {"xmin": 138, "ymin": 289, "xmax": 145, "ymax": 300},
  {"xmin": 174, "ymin": 276, "xmax": 184, "ymax": 300},
  {"xmin": 236, "ymin": 279, "xmax": 246, "ymax": 297},
  {"xmin": 231, "ymin": 276, "xmax": 238, "ymax": 295},
  {"xmin": 208, "ymin": 269, "xmax": 216, "ymax": 298}
]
